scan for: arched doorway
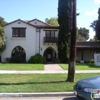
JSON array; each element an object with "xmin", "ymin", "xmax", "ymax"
[
  {"xmin": 44, "ymin": 47, "xmax": 56, "ymax": 62},
  {"xmin": 12, "ymin": 46, "xmax": 26, "ymax": 60}
]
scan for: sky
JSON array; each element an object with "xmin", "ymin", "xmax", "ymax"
[{"xmin": 0, "ymin": 0, "xmax": 100, "ymax": 39}]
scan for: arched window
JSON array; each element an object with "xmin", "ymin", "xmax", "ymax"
[{"xmin": 12, "ymin": 46, "xmax": 26, "ymax": 59}]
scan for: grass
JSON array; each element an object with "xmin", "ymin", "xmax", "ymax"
[
  {"xmin": 0, "ymin": 73, "xmax": 100, "ymax": 92},
  {"xmin": 59, "ymin": 63, "xmax": 100, "ymax": 70},
  {"xmin": 0, "ymin": 63, "xmax": 100, "ymax": 70},
  {"xmin": 0, "ymin": 63, "xmax": 44, "ymax": 70}
]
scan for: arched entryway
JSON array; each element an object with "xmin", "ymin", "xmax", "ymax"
[
  {"xmin": 43, "ymin": 47, "xmax": 56, "ymax": 62},
  {"xmin": 12, "ymin": 46, "xmax": 26, "ymax": 60}
]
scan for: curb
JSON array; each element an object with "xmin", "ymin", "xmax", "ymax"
[{"xmin": 0, "ymin": 92, "xmax": 74, "ymax": 97}]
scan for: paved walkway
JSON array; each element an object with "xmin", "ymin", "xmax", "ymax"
[
  {"xmin": 44, "ymin": 63, "xmax": 63, "ymax": 71},
  {"xmin": 0, "ymin": 64, "xmax": 100, "ymax": 74}
]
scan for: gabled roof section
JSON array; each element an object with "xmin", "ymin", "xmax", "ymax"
[
  {"xmin": 4, "ymin": 18, "xmax": 59, "ymax": 29},
  {"xmin": 4, "ymin": 19, "xmax": 37, "ymax": 27},
  {"xmin": 28, "ymin": 18, "xmax": 52, "ymax": 26}
]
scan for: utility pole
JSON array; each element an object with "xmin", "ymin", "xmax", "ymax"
[{"xmin": 67, "ymin": 0, "xmax": 76, "ymax": 82}]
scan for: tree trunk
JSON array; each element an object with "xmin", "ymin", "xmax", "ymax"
[{"xmin": 67, "ymin": 0, "xmax": 76, "ymax": 82}]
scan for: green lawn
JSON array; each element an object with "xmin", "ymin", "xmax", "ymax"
[
  {"xmin": 59, "ymin": 63, "xmax": 100, "ymax": 70},
  {"xmin": 0, "ymin": 73, "xmax": 99, "ymax": 92},
  {"xmin": 0, "ymin": 63, "xmax": 44, "ymax": 70}
]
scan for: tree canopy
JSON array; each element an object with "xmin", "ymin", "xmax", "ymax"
[
  {"xmin": 0, "ymin": 16, "xmax": 6, "ymax": 51},
  {"xmin": 90, "ymin": 20, "xmax": 97, "ymax": 32},
  {"xmin": 0, "ymin": 26, "xmax": 5, "ymax": 48},
  {"xmin": 90, "ymin": 8, "xmax": 100, "ymax": 40},
  {"xmin": 77, "ymin": 27, "xmax": 89, "ymax": 41},
  {"xmin": 45, "ymin": 17, "xmax": 59, "ymax": 26},
  {"xmin": 0, "ymin": 17, "xmax": 7, "ymax": 27}
]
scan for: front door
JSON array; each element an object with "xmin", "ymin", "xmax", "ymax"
[{"xmin": 46, "ymin": 49, "xmax": 52, "ymax": 62}]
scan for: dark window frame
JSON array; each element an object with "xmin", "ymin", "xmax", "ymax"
[
  {"xmin": 45, "ymin": 30, "xmax": 56, "ymax": 38},
  {"xmin": 12, "ymin": 46, "xmax": 26, "ymax": 59},
  {"xmin": 12, "ymin": 28, "xmax": 26, "ymax": 37}
]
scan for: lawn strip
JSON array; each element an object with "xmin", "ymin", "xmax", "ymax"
[
  {"xmin": 0, "ymin": 63, "xmax": 44, "ymax": 70},
  {"xmin": 59, "ymin": 63, "xmax": 100, "ymax": 70},
  {"xmin": 0, "ymin": 73, "xmax": 99, "ymax": 92}
]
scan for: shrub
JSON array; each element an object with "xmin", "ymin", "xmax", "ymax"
[
  {"xmin": 28, "ymin": 54, "xmax": 46, "ymax": 64},
  {"xmin": 54, "ymin": 58, "xmax": 60, "ymax": 63},
  {"xmin": 89, "ymin": 59, "xmax": 94, "ymax": 63},
  {"xmin": 9, "ymin": 56, "xmax": 26, "ymax": 63}
]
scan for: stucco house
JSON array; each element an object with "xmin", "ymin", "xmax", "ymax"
[
  {"xmin": 0, "ymin": 18, "xmax": 100, "ymax": 63},
  {"xmin": 1, "ymin": 19, "xmax": 59, "ymax": 62}
]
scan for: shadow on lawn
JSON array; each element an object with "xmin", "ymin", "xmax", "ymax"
[
  {"xmin": 76, "ymin": 63, "xmax": 100, "ymax": 69},
  {"xmin": 0, "ymin": 80, "xmax": 69, "ymax": 85}
]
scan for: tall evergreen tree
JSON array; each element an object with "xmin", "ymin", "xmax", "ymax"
[{"xmin": 58, "ymin": 0, "xmax": 70, "ymax": 63}]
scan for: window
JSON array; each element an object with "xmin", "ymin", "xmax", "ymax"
[
  {"xmin": 97, "ymin": 55, "xmax": 100, "ymax": 62},
  {"xmin": 12, "ymin": 28, "xmax": 26, "ymax": 37},
  {"xmin": 12, "ymin": 46, "xmax": 26, "ymax": 59},
  {"xmin": 44, "ymin": 30, "xmax": 56, "ymax": 43},
  {"xmin": 45, "ymin": 30, "xmax": 55, "ymax": 37}
]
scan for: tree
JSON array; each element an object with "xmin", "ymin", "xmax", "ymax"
[
  {"xmin": 96, "ymin": 8, "xmax": 100, "ymax": 40},
  {"xmin": 90, "ymin": 8, "xmax": 100, "ymax": 40},
  {"xmin": 45, "ymin": 17, "xmax": 59, "ymax": 26},
  {"xmin": 95, "ymin": 8, "xmax": 100, "ymax": 40},
  {"xmin": 90, "ymin": 20, "xmax": 97, "ymax": 32},
  {"xmin": 58, "ymin": 0, "xmax": 70, "ymax": 63},
  {"xmin": 0, "ymin": 17, "xmax": 7, "ymax": 27},
  {"xmin": 77, "ymin": 27, "xmax": 89, "ymax": 41},
  {"xmin": 0, "ymin": 17, "xmax": 6, "ymax": 51},
  {"xmin": 0, "ymin": 26, "xmax": 5, "ymax": 51}
]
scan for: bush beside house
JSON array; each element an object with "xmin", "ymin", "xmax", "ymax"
[{"xmin": 28, "ymin": 54, "xmax": 46, "ymax": 64}]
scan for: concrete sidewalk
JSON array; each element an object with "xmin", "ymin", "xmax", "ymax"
[
  {"xmin": 0, "ymin": 70, "xmax": 100, "ymax": 74},
  {"xmin": 0, "ymin": 64, "xmax": 100, "ymax": 74}
]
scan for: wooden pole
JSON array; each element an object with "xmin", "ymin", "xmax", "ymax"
[{"xmin": 67, "ymin": 0, "xmax": 76, "ymax": 82}]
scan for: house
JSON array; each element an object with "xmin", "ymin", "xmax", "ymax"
[
  {"xmin": 1, "ymin": 18, "xmax": 100, "ymax": 63},
  {"xmin": 76, "ymin": 42, "xmax": 100, "ymax": 63},
  {"xmin": 1, "ymin": 19, "xmax": 59, "ymax": 62}
]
